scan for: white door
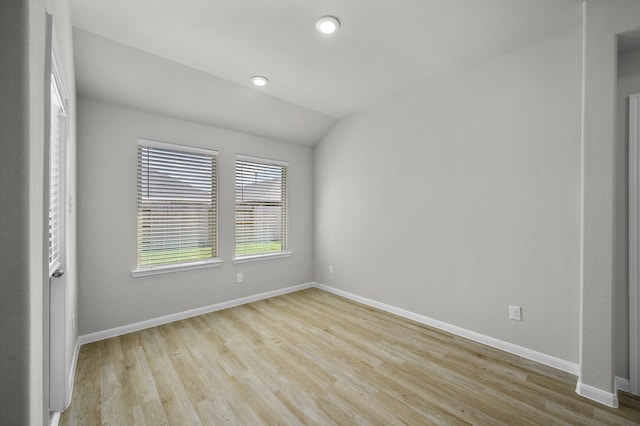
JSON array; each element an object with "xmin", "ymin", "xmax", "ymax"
[
  {"xmin": 48, "ymin": 47, "xmax": 69, "ymax": 411},
  {"xmin": 628, "ymin": 93, "xmax": 640, "ymax": 396}
]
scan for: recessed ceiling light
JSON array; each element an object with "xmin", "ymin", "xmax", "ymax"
[
  {"xmin": 251, "ymin": 75, "xmax": 269, "ymax": 87},
  {"xmin": 316, "ymin": 15, "xmax": 340, "ymax": 34}
]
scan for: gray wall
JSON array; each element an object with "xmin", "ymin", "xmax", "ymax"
[
  {"xmin": 0, "ymin": 0, "xmax": 77, "ymax": 422},
  {"xmin": 579, "ymin": 0, "xmax": 640, "ymax": 397},
  {"xmin": 0, "ymin": 1, "xmax": 44, "ymax": 423},
  {"xmin": 77, "ymin": 98, "xmax": 313, "ymax": 335},
  {"xmin": 314, "ymin": 27, "xmax": 582, "ymax": 363},
  {"xmin": 615, "ymin": 47, "xmax": 640, "ymax": 380}
]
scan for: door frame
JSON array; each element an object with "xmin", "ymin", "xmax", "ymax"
[
  {"xmin": 46, "ymin": 22, "xmax": 71, "ymax": 412},
  {"xmin": 628, "ymin": 93, "xmax": 640, "ymax": 395}
]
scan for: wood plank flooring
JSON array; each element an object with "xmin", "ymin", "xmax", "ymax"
[{"xmin": 60, "ymin": 288, "xmax": 640, "ymax": 425}]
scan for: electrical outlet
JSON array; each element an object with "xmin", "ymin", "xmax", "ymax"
[
  {"xmin": 236, "ymin": 273, "xmax": 243, "ymax": 284},
  {"xmin": 509, "ymin": 305, "xmax": 522, "ymax": 321},
  {"xmin": 328, "ymin": 265, "xmax": 334, "ymax": 274}
]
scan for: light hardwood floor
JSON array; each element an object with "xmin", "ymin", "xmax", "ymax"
[{"xmin": 61, "ymin": 288, "xmax": 640, "ymax": 425}]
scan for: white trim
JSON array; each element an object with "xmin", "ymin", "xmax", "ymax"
[
  {"xmin": 132, "ymin": 258, "xmax": 223, "ymax": 277},
  {"xmin": 629, "ymin": 93, "xmax": 640, "ymax": 396},
  {"xmin": 138, "ymin": 137, "xmax": 219, "ymax": 157},
  {"xmin": 576, "ymin": 381, "xmax": 619, "ymax": 408},
  {"xmin": 236, "ymin": 153, "xmax": 289, "ymax": 167},
  {"xmin": 49, "ymin": 339, "xmax": 80, "ymax": 422},
  {"xmin": 65, "ymin": 339, "xmax": 81, "ymax": 409},
  {"xmin": 50, "ymin": 411, "xmax": 60, "ymax": 426},
  {"xmin": 577, "ymin": 5, "xmax": 586, "ymax": 407},
  {"xmin": 48, "ymin": 32, "xmax": 71, "ymax": 413},
  {"xmin": 233, "ymin": 251, "xmax": 292, "ymax": 264},
  {"xmin": 78, "ymin": 282, "xmax": 313, "ymax": 345},
  {"xmin": 314, "ymin": 283, "xmax": 580, "ymax": 376},
  {"xmin": 50, "ymin": 35, "xmax": 69, "ymax": 112},
  {"xmin": 615, "ymin": 376, "xmax": 630, "ymax": 393}
]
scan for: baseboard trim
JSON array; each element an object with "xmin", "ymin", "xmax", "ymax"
[
  {"xmin": 78, "ymin": 282, "xmax": 314, "ymax": 345},
  {"xmin": 50, "ymin": 411, "xmax": 60, "ymax": 426},
  {"xmin": 313, "ymin": 282, "xmax": 580, "ymax": 376},
  {"xmin": 64, "ymin": 339, "xmax": 81, "ymax": 410},
  {"xmin": 576, "ymin": 381, "xmax": 619, "ymax": 408},
  {"xmin": 615, "ymin": 376, "xmax": 630, "ymax": 393}
]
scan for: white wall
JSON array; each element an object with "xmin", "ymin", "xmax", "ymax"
[
  {"xmin": 76, "ymin": 98, "xmax": 313, "ymax": 335},
  {"xmin": 314, "ymin": 27, "xmax": 582, "ymax": 363}
]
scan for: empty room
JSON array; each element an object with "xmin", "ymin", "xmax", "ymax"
[{"xmin": 3, "ymin": 0, "xmax": 640, "ymax": 425}]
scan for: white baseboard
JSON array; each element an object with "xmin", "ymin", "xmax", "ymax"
[
  {"xmin": 50, "ymin": 411, "xmax": 60, "ymax": 426},
  {"xmin": 313, "ymin": 282, "xmax": 580, "ymax": 376},
  {"xmin": 64, "ymin": 339, "xmax": 81, "ymax": 410},
  {"xmin": 615, "ymin": 376, "xmax": 630, "ymax": 393},
  {"xmin": 576, "ymin": 381, "xmax": 619, "ymax": 408},
  {"xmin": 78, "ymin": 282, "xmax": 314, "ymax": 345}
]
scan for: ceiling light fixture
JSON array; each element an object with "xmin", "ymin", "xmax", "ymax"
[
  {"xmin": 316, "ymin": 15, "xmax": 340, "ymax": 34},
  {"xmin": 251, "ymin": 75, "xmax": 269, "ymax": 87}
]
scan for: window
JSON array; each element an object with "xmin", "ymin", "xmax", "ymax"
[
  {"xmin": 235, "ymin": 155, "xmax": 290, "ymax": 261},
  {"xmin": 48, "ymin": 56, "xmax": 67, "ymax": 275},
  {"xmin": 134, "ymin": 139, "xmax": 220, "ymax": 275}
]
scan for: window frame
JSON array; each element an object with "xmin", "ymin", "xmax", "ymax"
[
  {"xmin": 132, "ymin": 138, "xmax": 222, "ymax": 277},
  {"xmin": 233, "ymin": 154, "xmax": 291, "ymax": 263}
]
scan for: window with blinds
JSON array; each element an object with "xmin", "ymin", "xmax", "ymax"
[
  {"xmin": 48, "ymin": 65, "xmax": 66, "ymax": 275},
  {"xmin": 136, "ymin": 139, "xmax": 219, "ymax": 272},
  {"xmin": 235, "ymin": 155, "xmax": 289, "ymax": 258}
]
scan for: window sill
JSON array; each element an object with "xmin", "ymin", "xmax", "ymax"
[
  {"xmin": 233, "ymin": 251, "xmax": 292, "ymax": 264},
  {"xmin": 132, "ymin": 258, "xmax": 224, "ymax": 277}
]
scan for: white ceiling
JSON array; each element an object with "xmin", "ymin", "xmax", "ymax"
[
  {"xmin": 73, "ymin": 29, "xmax": 337, "ymax": 145},
  {"xmin": 71, "ymin": 0, "xmax": 583, "ymax": 145}
]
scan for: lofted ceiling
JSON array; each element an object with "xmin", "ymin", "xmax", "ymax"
[{"xmin": 71, "ymin": 0, "xmax": 583, "ymax": 145}]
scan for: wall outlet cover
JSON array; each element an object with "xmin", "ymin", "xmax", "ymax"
[{"xmin": 509, "ymin": 305, "xmax": 522, "ymax": 321}]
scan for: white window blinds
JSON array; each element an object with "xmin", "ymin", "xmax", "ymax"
[
  {"xmin": 137, "ymin": 139, "xmax": 218, "ymax": 269},
  {"xmin": 235, "ymin": 155, "xmax": 288, "ymax": 257},
  {"xmin": 48, "ymin": 69, "xmax": 66, "ymax": 275}
]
